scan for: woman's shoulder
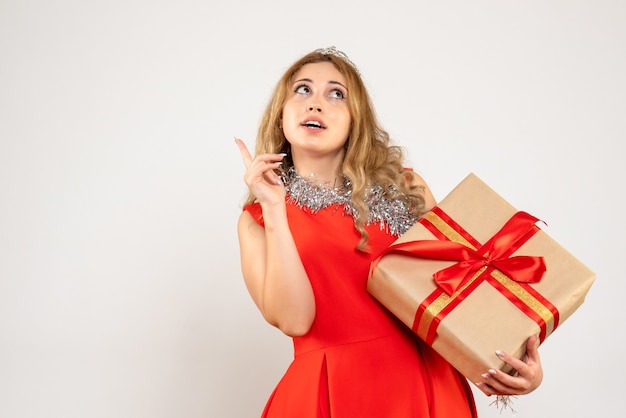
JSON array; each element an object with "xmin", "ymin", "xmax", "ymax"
[
  {"xmin": 402, "ymin": 168, "xmax": 424, "ymax": 185},
  {"xmin": 402, "ymin": 168, "xmax": 437, "ymax": 211}
]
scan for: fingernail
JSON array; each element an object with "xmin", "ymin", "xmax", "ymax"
[
  {"xmin": 481, "ymin": 373, "xmax": 490, "ymax": 379},
  {"xmin": 279, "ymin": 153, "xmax": 287, "ymax": 156},
  {"xmin": 488, "ymin": 369, "xmax": 497, "ymax": 375},
  {"xmin": 495, "ymin": 350, "xmax": 504, "ymax": 358}
]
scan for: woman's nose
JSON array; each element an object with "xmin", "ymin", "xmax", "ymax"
[{"xmin": 307, "ymin": 104, "xmax": 322, "ymax": 112}]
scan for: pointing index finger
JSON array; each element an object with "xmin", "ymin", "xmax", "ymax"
[{"xmin": 235, "ymin": 137, "xmax": 253, "ymax": 168}]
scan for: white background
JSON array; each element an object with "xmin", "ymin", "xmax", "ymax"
[{"xmin": 1, "ymin": 1, "xmax": 623, "ymax": 417}]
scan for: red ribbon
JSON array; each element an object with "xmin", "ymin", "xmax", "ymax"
[{"xmin": 378, "ymin": 211, "xmax": 546, "ymax": 295}]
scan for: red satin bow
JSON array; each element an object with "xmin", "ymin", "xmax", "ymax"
[{"xmin": 380, "ymin": 211, "xmax": 547, "ymax": 295}]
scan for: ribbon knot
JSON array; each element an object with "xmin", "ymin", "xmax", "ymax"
[{"xmin": 376, "ymin": 211, "xmax": 547, "ymax": 295}]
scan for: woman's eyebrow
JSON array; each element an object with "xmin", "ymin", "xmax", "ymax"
[
  {"xmin": 292, "ymin": 78, "xmax": 348, "ymax": 90},
  {"xmin": 329, "ymin": 81, "xmax": 348, "ymax": 90}
]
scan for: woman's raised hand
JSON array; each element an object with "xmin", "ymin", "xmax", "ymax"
[{"xmin": 235, "ymin": 138, "xmax": 287, "ymax": 206}]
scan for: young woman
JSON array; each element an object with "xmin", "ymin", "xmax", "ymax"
[{"xmin": 235, "ymin": 47, "xmax": 542, "ymax": 417}]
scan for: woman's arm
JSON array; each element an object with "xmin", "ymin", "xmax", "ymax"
[{"xmin": 236, "ymin": 139, "xmax": 315, "ymax": 336}]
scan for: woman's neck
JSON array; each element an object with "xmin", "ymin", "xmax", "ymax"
[
  {"xmin": 292, "ymin": 167, "xmax": 339, "ymax": 186},
  {"xmin": 290, "ymin": 151, "xmax": 345, "ymax": 186}
]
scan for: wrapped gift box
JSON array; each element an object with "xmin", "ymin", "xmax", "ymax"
[{"xmin": 368, "ymin": 173, "xmax": 595, "ymax": 385}]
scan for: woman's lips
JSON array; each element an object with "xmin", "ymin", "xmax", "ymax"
[{"xmin": 300, "ymin": 118, "xmax": 326, "ymax": 131}]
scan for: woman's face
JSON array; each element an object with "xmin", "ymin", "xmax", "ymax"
[{"xmin": 282, "ymin": 62, "xmax": 351, "ymax": 160}]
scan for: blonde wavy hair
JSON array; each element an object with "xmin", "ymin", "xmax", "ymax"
[{"xmin": 246, "ymin": 48, "xmax": 427, "ymax": 250}]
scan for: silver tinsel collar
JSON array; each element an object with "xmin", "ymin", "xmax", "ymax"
[{"xmin": 281, "ymin": 167, "xmax": 417, "ymax": 237}]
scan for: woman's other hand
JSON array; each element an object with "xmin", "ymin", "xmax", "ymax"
[{"xmin": 476, "ymin": 334, "xmax": 543, "ymax": 396}]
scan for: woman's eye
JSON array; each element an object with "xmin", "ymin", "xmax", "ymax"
[
  {"xmin": 330, "ymin": 89, "xmax": 345, "ymax": 99},
  {"xmin": 295, "ymin": 85, "xmax": 310, "ymax": 94}
]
